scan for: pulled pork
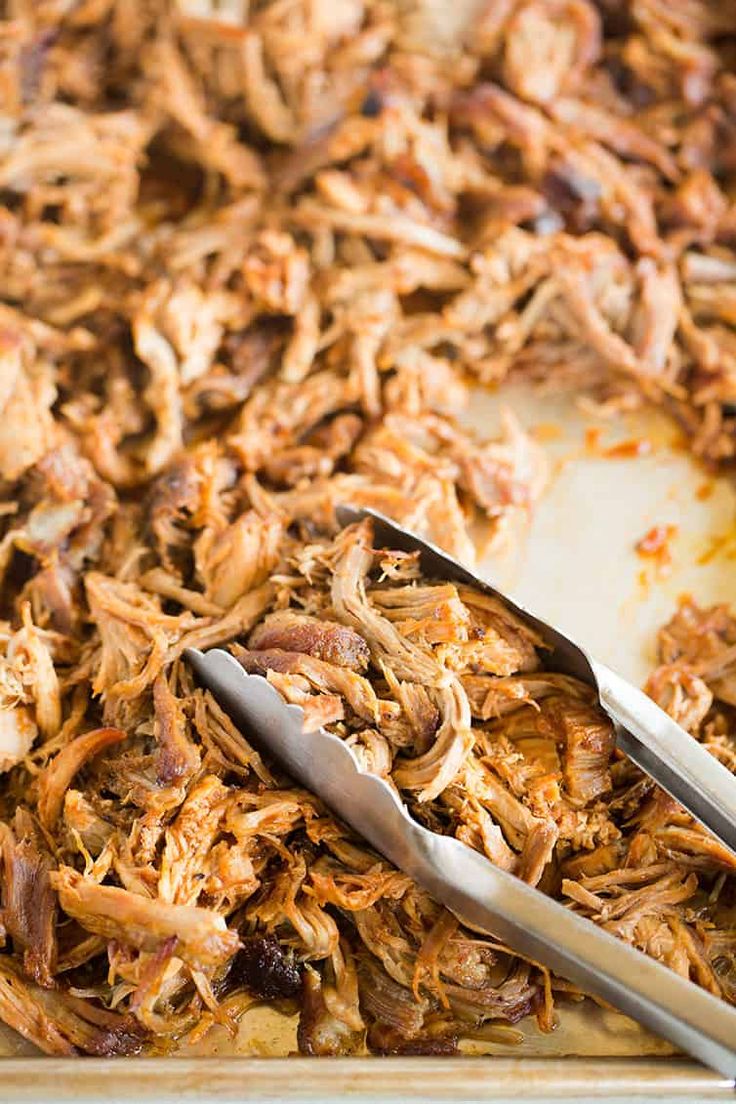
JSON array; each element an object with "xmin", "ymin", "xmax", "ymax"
[
  {"xmin": 0, "ymin": 0, "xmax": 735, "ymax": 1059},
  {"xmin": 0, "ymin": 509, "xmax": 733, "ymax": 1054}
]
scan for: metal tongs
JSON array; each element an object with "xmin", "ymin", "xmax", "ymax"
[{"xmin": 186, "ymin": 506, "xmax": 736, "ymax": 1079}]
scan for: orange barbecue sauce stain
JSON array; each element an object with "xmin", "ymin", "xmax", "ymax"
[
  {"xmin": 667, "ymin": 427, "xmax": 690, "ymax": 453},
  {"xmin": 635, "ymin": 524, "xmax": 678, "ymax": 576},
  {"xmin": 697, "ymin": 530, "xmax": 736, "ymax": 565},
  {"xmin": 696, "ymin": 480, "xmax": 715, "ymax": 501},
  {"xmin": 583, "ymin": 427, "xmax": 654, "ymax": 459},
  {"xmin": 532, "ymin": 422, "xmax": 563, "ymax": 443},
  {"xmin": 584, "ymin": 426, "xmax": 602, "ymax": 452},
  {"xmin": 603, "ymin": 437, "xmax": 654, "ymax": 459}
]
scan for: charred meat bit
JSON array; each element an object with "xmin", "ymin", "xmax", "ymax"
[{"xmin": 229, "ymin": 934, "xmax": 302, "ymax": 1001}]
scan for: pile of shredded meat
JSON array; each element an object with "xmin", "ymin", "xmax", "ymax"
[{"xmin": 1, "ymin": 0, "xmax": 736, "ymax": 1058}]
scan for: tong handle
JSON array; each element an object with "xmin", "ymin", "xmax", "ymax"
[
  {"xmin": 305, "ymin": 743, "xmax": 736, "ymax": 1080},
  {"xmin": 593, "ymin": 661, "xmax": 736, "ymax": 859},
  {"xmin": 403, "ymin": 821, "xmax": 736, "ymax": 1081}
]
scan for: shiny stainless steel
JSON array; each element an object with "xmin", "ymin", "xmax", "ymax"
[
  {"xmin": 183, "ymin": 504, "xmax": 736, "ymax": 1079},
  {"xmin": 595, "ymin": 664, "xmax": 736, "ymax": 858}
]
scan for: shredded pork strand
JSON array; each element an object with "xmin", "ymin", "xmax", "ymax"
[{"xmin": 0, "ymin": 0, "xmax": 735, "ymax": 1060}]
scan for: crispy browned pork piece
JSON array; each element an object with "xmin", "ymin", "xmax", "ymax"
[{"xmin": 1, "ymin": 0, "xmax": 736, "ymax": 1059}]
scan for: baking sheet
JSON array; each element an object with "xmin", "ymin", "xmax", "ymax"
[
  {"xmin": 469, "ymin": 383, "xmax": 736, "ymax": 687},
  {"xmin": 3, "ymin": 382, "xmax": 736, "ymax": 1096}
]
